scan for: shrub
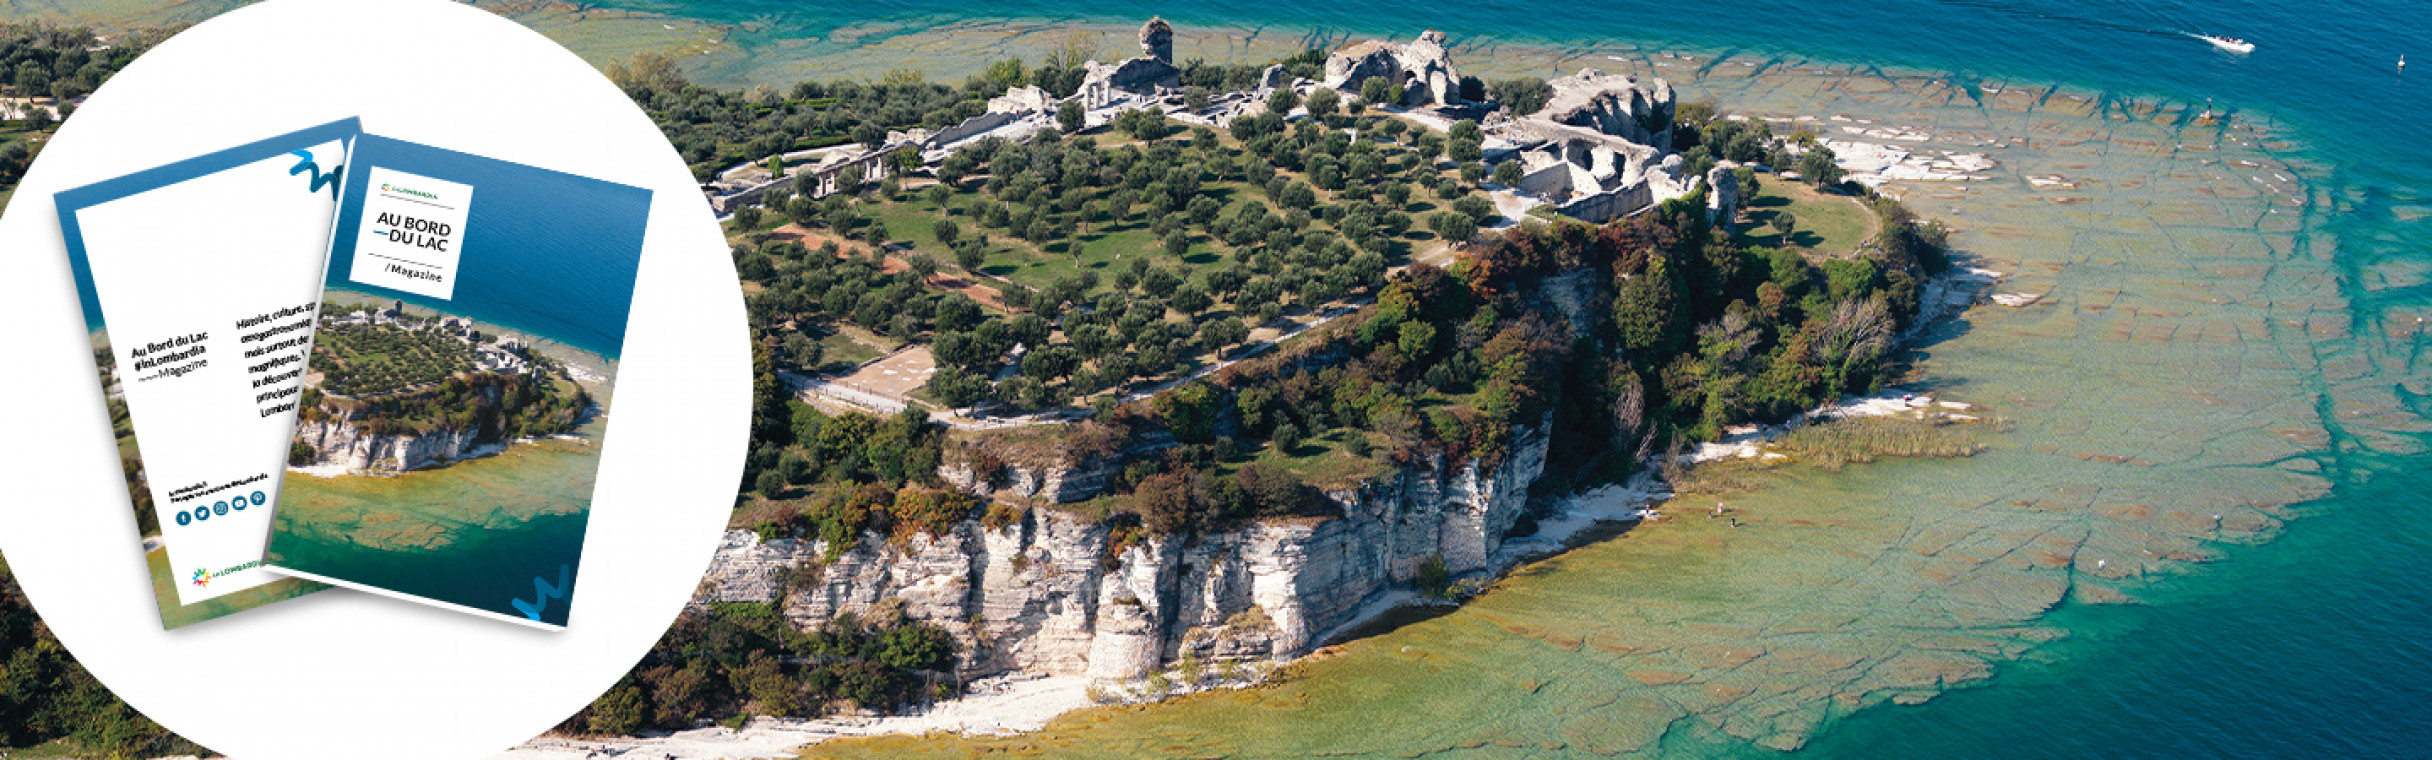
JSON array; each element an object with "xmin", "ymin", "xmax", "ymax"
[{"xmin": 1415, "ymin": 555, "xmax": 1452, "ymax": 599}]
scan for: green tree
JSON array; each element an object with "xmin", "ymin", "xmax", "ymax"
[
  {"xmin": 1428, "ymin": 210, "xmax": 1477, "ymax": 243},
  {"xmin": 1266, "ymin": 87, "xmax": 1301, "ymax": 114},
  {"xmin": 1201, "ymin": 317, "xmax": 1250, "ymax": 358},
  {"xmin": 1170, "ymin": 284, "xmax": 1213, "ymax": 316},
  {"xmin": 1305, "ymin": 87, "xmax": 1341, "ymax": 120},
  {"xmin": 1796, "ymin": 148, "xmax": 1844, "ymax": 187},
  {"xmin": 1613, "ymin": 254, "xmax": 1687, "ymax": 356},
  {"xmin": 878, "ymin": 624, "xmax": 956, "ymax": 670},
  {"xmin": 925, "ymin": 366, "xmax": 990, "ymax": 412},
  {"xmin": 1057, "ymin": 99, "xmax": 1086, "ymax": 133},
  {"xmin": 752, "ymin": 341, "xmax": 791, "ymax": 445},
  {"xmin": 1272, "ymin": 422, "xmax": 1304, "ymax": 453},
  {"xmin": 1360, "ymin": 76, "xmax": 1395, "ymax": 106},
  {"xmin": 586, "ymin": 684, "xmax": 651, "ymax": 735},
  {"xmin": 1155, "ymin": 382, "xmax": 1223, "ymax": 443},
  {"xmin": 1492, "ymin": 160, "xmax": 1524, "ymax": 187}
]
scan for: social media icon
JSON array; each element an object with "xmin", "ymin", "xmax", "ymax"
[
  {"xmin": 176, "ymin": 510, "xmax": 192, "ymax": 526},
  {"xmin": 213, "ymin": 501, "xmax": 229, "ymax": 516},
  {"xmin": 193, "ymin": 505, "xmax": 211, "ymax": 522},
  {"xmin": 250, "ymin": 490, "xmax": 267, "ymax": 506}
]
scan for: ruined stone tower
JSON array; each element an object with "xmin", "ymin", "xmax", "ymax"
[{"xmin": 1140, "ymin": 17, "xmax": 1174, "ymax": 64}]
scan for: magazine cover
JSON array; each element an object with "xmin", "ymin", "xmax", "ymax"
[
  {"xmin": 265, "ymin": 134, "xmax": 652, "ymax": 630},
  {"xmin": 53, "ymin": 118, "xmax": 358, "ymax": 629}
]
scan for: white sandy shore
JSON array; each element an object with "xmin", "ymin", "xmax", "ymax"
[
  {"xmin": 495, "ymin": 675, "xmax": 1093, "ymax": 760},
  {"xmin": 1686, "ymin": 388, "xmax": 1976, "ymax": 464}
]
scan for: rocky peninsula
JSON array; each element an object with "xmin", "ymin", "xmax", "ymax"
[
  {"xmin": 520, "ymin": 18, "xmax": 2005, "ymax": 758},
  {"xmin": 287, "ymin": 297, "xmax": 600, "ymax": 477}
]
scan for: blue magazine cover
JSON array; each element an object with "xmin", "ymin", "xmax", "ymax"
[
  {"xmin": 54, "ymin": 118, "xmax": 358, "ymax": 629},
  {"xmin": 265, "ymin": 134, "xmax": 652, "ymax": 630}
]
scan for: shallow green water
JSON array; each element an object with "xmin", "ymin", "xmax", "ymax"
[{"xmin": 269, "ymin": 419, "xmax": 603, "ymax": 627}]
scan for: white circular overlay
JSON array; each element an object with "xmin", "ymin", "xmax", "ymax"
[{"xmin": 0, "ymin": 0, "xmax": 747, "ymax": 757}]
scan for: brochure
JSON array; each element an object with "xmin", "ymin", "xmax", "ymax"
[
  {"xmin": 54, "ymin": 118, "xmax": 360, "ymax": 629},
  {"xmin": 265, "ymin": 134, "xmax": 652, "ymax": 630}
]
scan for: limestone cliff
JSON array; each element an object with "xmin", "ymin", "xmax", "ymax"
[
  {"xmin": 695, "ymin": 420, "xmax": 1555, "ymax": 679},
  {"xmin": 289, "ymin": 417, "xmax": 487, "ymax": 474}
]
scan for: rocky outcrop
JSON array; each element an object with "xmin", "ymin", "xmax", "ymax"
[
  {"xmin": 937, "ymin": 436, "xmax": 1129, "ymax": 504},
  {"xmin": 1257, "ymin": 63, "xmax": 1290, "ymax": 91},
  {"xmin": 289, "ymin": 417, "xmax": 486, "ymax": 474},
  {"xmin": 1536, "ymin": 67, "xmax": 1676, "ymax": 147},
  {"xmin": 1322, "ymin": 30, "xmax": 1466, "ymax": 107},
  {"xmin": 1707, "ymin": 160, "xmax": 1743, "ymax": 229},
  {"xmin": 698, "ymin": 421, "xmax": 1556, "ymax": 680}
]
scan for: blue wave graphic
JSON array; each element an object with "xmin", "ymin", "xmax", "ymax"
[
  {"xmin": 287, "ymin": 149, "xmax": 342, "ymax": 197},
  {"xmin": 509, "ymin": 564, "xmax": 573, "ymax": 622}
]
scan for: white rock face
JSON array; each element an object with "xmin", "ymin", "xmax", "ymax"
[
  {"xmin": 1322, "ymin": 30, "xmax": 1467, "ymax": 107},
  {"xmin": 696, "ymin": 421, "xmax": 1555, "ymax": 680},
  {"xmin": 1535, "ymin": 67, "xmax": 1677, "ymax": 147},
  {"xmin": 290, "ymin": 417, "xmax": 485, "ymax": 474}
]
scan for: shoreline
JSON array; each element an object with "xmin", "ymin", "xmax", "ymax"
[
  {"xmin": 318, "ymin": 287, "xmax": 621, "ymax": 402},
  {"xmin": 499, "ymin": 476, "xmax": 1676, "ymax": 760}
]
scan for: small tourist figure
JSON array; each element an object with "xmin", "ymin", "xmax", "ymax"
[{"xmin": 1728, "ymin": 518, "xmax": 1743, "ymax": 528}]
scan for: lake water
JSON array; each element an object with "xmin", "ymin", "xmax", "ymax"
[
  {"xmin": 587, "ymin": 1, "xmax": 2425, "ymax": 756},
  {"xmin": 18, "ymin": 0, "xmax": 2431, "ymax": 755},
  {"xmin": 268, "ymin": 418, "xmax": 604, "ymax": 628}
]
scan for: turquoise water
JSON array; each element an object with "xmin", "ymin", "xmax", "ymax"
[
  {"xmin": 267, "ymin": 422, "xmax": 605, "ymax": 628},
  {"xmin": 1803, "ymin": 468, "xmax": 2432, "ymax": 758}
]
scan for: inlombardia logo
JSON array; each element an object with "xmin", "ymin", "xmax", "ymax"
[{"xmin": 190, "ymin": 568, "xmax": 211, "ymax": 587}]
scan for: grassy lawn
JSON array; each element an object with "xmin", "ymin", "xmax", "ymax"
[
  {"xmin": 821, "ymin": 124, "xmax": 1484, "ymax": 302},
  {"xmin": 811, "ymin": 325, "xmax": 892, "ymax": 373},
  {"xmin": 1238, "ymin": 427, "xmax": 1394, "ymax": 490},
  {"xmin": 861, "ymin": 178, "xmax": 1264, "ymax": 296},
  {"xmin": 1735, "ymin": 178, "xmax": 1876, "ymax": 256}
]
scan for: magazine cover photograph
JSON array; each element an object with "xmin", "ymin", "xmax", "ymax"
[{"xmin": 266, "ymin": 135, "xmax": 653, "ymax": 630}]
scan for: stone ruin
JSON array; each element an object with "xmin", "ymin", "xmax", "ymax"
[
  {"xmin": 1706, "ymin": 160, "xmax": 1743, "ymax": 230},
  {"xmin": 1078, "ymin": 17, "xmax": 1183, "ymax": 109},
  {"xmin": 1139, "ymin": 16, "xmax": 1173, "ymax": 64},
  {"xmin": 1533, "ymin": 67, "xmax": 1678, "ymax": 147},
  {"xmin": 1321, "ymin": 30, "xmax": 1467, "ymax": 107},
  {"xmin": 986, "ymin": 84, "xmax": 1055, "ymax": 115},
  {"xmin": 1490, "ymin": 67, "xmax": 1694, "ymax": 223}
]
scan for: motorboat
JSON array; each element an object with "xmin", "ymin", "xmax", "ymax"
[{"xmin": 2198, "ymin": 35, "xmax": 2255, "ymax": 54}]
